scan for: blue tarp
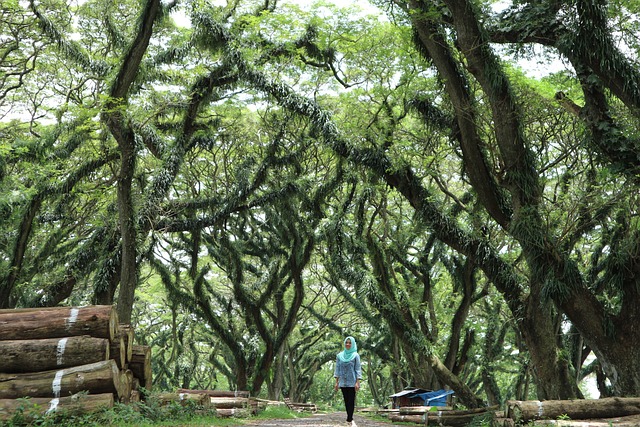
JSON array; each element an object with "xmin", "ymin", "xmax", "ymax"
[{"xmin": 413, "ymin": 389, "xmax": 455, "ymax": 406}]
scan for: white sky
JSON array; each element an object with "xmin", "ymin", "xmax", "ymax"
[{"xmin": 171, "ymin": 0, "xmax": 381, "ymax": 27}]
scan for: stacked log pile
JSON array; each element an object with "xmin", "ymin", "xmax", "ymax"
[
  {"xmin": 164, "ymin": 389, "xmax": 264, "ymax": 417},
  {"xmin": 382, "ymin": 398, "xmax": 640, "ymax": 426},
  {"xmin": 387, "ymin": 405, "xmax": 498, "ymax": 426},
  {"xmin": 494, "ymin": 397, "xmax": 640, "ymax": 427},
  {"xmin": 284, "ymin": 397, "xmax": 318, "ymax": 413},
  {"xmin": 0, "ymin": 305, "xmax": 152, "ymax": 421}
]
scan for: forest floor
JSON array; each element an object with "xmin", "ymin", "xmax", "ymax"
[{"xmin": 243, "ymin": 411, "xmax": 404, "ymax": 427}]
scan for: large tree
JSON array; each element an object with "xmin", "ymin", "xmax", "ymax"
[{"xmin": 3, "ymin": 0, "xmax": 640, "ymax": 403}]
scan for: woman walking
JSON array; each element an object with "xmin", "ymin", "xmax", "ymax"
[{"xmin": 334, "ymin": 336, "xmax": 362, "ymax": 426}]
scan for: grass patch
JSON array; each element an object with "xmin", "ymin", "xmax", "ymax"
[
  {"xmin": 249, "ymin": 405, "xmax": 313, "ymax": 420},
  {"xmin": 1, "ymin": 397, "xmax": 321, "ymax": 426}
]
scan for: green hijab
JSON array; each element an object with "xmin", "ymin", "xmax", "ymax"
[{"xmin": 337, "ymin": 336, "xmax": 358, "ymax": 362}]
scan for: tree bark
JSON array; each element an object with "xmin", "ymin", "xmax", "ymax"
[
  {"xmin": 0, "ymin": 360, "xmax": 122, "ymax": 399},
  {"xmin": 0, "ymin": 305, "xmax": 119, "ymax": 341},
  {"xmin": 0, "ymin": 197, "xmax": 42, "ymax": 309},
  {"xmin": 103, "ymin": 0, "xmax": 161, "ymax": 325},
  {"xmin": 0, "ymin": 336, "xmax": 109, "ymax": 373}
]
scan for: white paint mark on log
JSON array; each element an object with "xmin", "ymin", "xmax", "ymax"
[
  {"xmin": 56, "ymin": 337, "xmax": 68, "ymax": 365},
  {"xmin": 537, "ymin": 401, "xmax": 544, "ymax": 418},
  {"xmin": 66, "ymin": 307, "xmax": 80, "ymax": 330},
  {"xmin": 52, "ymin": 370, "xmax": 64, "ymax": 398},
  {"xmin": 47, "ymin": 398, "xmax": 60, "ymax": 414}
]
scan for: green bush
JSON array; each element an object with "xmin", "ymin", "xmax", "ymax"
[{"xmin": 1, "ymin": 395, "xmax": 224, "ymax": 427}]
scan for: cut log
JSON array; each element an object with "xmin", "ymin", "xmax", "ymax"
[
  {"xmin": 530, "ymin": 414, "xmax": 640, "ymax": 426},
  {"xmin": 118, "ymin": 324, "xmax": 134, "ymax": 363},
  {"xmin": 426, "ymin": 410, "xmax": 495, "ymax": 427},
  {"xmin": 283, "ymin": 397, "xmax": 318, "ymax": 413},
  {"xmin": 254, "ymin": 397, "xmax": 284, "ymax": 406},
  {"xmin": 129, "ymin": 345, "xmax": 152, "ymax": 391},
  {"xmin": 209, "ymin": 396, "xmax": 249, "ymax": 409},
  {"xmin": 389, "ymin": 414, "xmax": 425, "ymax": 423},
  {"xmin": 176, "ymin": 388, "xmax": 250, "ymax": 398},
  {"xmin": 390, "ymin": 408, "xmax": 496, "ymax": 426},
  {"xmin": 0, "ymin": 392, "xmax": 114, "ymax": 421},
  {"xmin": 215, "ymin": 407, "xmax": 251, "ymax": 418},
  {"xmin": 506, "ymin": 397, "xmax": 640, "ymax": 422},
  {"xmin": 399, "ymin": 405, "xmax": 497, "ymax": 416},
  {"xmin": 0, "ymin": 360, "xmax": 123, "ymax": 400},
  {"xmin": 399, "ymin": 405, "xmax": 433, "ymax": 415},
  {"xmin": 109, "ymin": 334, "xmax": 127, "ymax": 369},
  {"xmin": 156, "ymin": 392, "xmax": 209, "ymax": 406},
  {"xmin": 0, "ymin": 305, "xmax": 119, "ymax": 341},
  {"xmin": 0, "ymin": 336, "xmax": 109, "ymax": 373},
  {"xmin": 118, "ymin": 369, "xmax": 133, "ymax": 403}
]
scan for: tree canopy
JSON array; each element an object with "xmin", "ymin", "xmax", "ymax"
[{"xmin": 1, "ymin": 0, "xmax": 640, "ymax": 406}]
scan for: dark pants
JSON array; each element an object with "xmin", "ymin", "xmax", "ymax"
[{"xmin": 341, "ymin": 387, "xmax": 356, "ymax": 422}]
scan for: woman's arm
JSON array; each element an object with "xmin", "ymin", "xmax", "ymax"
[{"xmin": 355, "ymin": 355, "xmax": 362, "ymax": 391}]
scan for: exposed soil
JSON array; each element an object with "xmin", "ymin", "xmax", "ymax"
[{"xmin": 243, "ymin": 411, "xmax": 404, "ymax": 427}]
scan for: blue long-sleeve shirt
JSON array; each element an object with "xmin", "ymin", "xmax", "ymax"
[{"xmin": 334, "ymin": 354, "xmax": 362, "ymax": 387}]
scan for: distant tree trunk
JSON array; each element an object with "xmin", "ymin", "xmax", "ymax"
[
  {"xmin": 115, "ymin": 141, "xmax": 138, "ymax": 325},
  {"xmin": 519, "ymin": 285, "xmax": 583, "ymax": 400},
  {"xmin": 591, "ymin": 326, "xmax": 640, "ymax": 396},
  {"xmin": 286, "ymin": 347, "xmax": 298, "ymax": 401},
  {"xmin": 93, "ymin": 244, "xmax": 120, "ymax": 305},
  {"xmin": 103, "ymin": 0, "xmax": 161, "ymax": 324},
  {"xmin": 269, "ymin": 345, "xmax": 285, "ymax": 401},
  {"xmin": 0, "ymin": 196, "xmax": 41, "ymax": 308},
  {"xmin": 235, "ymin": 362, "xmax": 248, "ymax": 392}
]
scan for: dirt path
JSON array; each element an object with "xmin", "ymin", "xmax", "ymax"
[{"xmin": 243, "ymin": 411, "xmax": 404, "ymax": 427}]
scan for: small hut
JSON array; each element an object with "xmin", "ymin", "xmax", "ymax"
[
  {"xmin": 389, "ymin": 388, "xmax": 430, "ymax": 409},
  {"xmin": 389, "ymin": 388, "xmax": 454, "ymax": 409}
]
